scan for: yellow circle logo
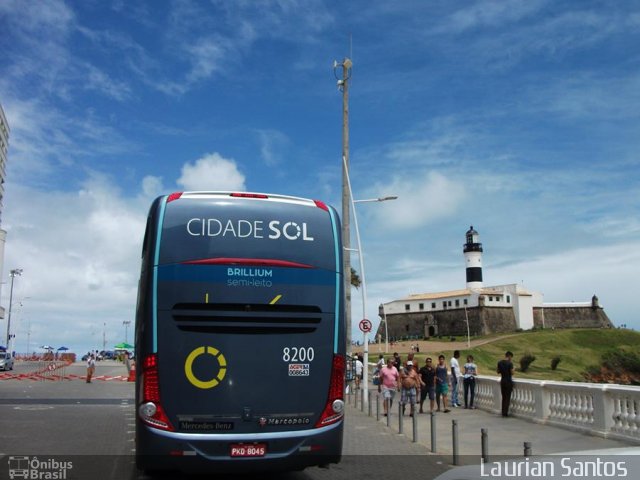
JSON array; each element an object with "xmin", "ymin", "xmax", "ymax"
[{"xmin": 184, "ymin": 346, "xmax": 227, "ymax": 389}]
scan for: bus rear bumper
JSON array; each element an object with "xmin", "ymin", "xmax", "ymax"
[{"xmin": 136, "ymin": 420, "xmax": 343, "ymax": 473}]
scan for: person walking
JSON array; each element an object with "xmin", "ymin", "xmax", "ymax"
[
  {"xmin": 392, "ymin": 352, "xmax": 402, "ymax": 371},
  {"xmin": 354, "ymin": 354, "xmax": 364, "ymax": 390},
  {"xmin": 380, "ymin": 357, "xmax": 400, "ymax": 416},
  {"xmin": 418, "ymin": 357, "xmax": 436, "ymax": 413},
  {"xmin": 399, "ymin": 360, "xmax": 423, "ymax": 417},
  {"xmin": 450, "ymin": 350, "xmax": 461, "ymax": 407},
  {"xmin": 435, "ymin": 355, "xmax": 450, "ymax": 413},
  {"xmin": 497, "ymin": 351, "xmax": 515, "ymax": 417},
  {"xmin": 463, "ymin": 354, "xmax": 478, "ymax": 409},
  {"xmin": 86, "ymin": 354, "xmax": 96, "ymax": 383}
]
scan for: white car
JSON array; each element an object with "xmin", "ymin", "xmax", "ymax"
[{"xmin": 0, "ymin": 352, "xmax": 14, "ymax": 371}]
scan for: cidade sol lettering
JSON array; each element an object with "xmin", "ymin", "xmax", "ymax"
[{"xmin": 186, "ymin": 219, "xmax": 314, "ymax": 241}]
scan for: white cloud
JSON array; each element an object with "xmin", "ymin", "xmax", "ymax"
[
  {"xmin": 141, "ymin": 175, "xmax": 164, "ymax": 199},
  {"xmin": 257, "ymin": 129, "xmax": 290, "ymax": 166},
  {"xmin": 1, "ymin": 176, "xmax": 149, "ymax": 353},
  {"xmin": 369, "ymin": 171, "xmax": 467, "ymax": 229},
  {"xmin": 176, "ymin": 153, "xmax": 246, "ymax": 191}
]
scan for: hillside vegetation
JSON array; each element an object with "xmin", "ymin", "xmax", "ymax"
[{"xmin": 406, "ymin": 329, "xmax": 640, "ymax": 383}]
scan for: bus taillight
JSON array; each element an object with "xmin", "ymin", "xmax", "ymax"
[
  {"xmin": 139, "ymin": 354, "xmax": 175, "ymax": 431},
  {"xmin": 315, "ymin": 354, "xmax": 345, "ymax": 427},
  {"xmin": 167, "ymin": 192, "xmax": 183, "ymax": 203}
]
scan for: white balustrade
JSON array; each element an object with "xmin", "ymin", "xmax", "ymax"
[{"xmin": 474, "ymin": 376, "xmax": 640, "ymax": 444}]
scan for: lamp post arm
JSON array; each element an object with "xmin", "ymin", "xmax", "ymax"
[{"xmin": 342, "ymin": 155, "xmax": 369, "ymax": 409}]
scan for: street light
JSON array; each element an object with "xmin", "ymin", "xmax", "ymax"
[
  {"xmin": 342, "ymin": 155, "xmax": 397, "ymax": 409},
  {"xmin": 123, "ymin": 320, "xmax": 131, "ymax": 344},
  {"xmin": 5, "ymin": 268, "xmax": 23, "ymax": 351},
  {"xmin": 352, "ymin": 196, "xmax": 397, "ymax": 356}
]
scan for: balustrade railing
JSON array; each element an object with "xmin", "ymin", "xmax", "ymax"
[
  {"xmin": 365, "ymin": 364, "xmax": 640, "ymax": 443},
  {"xmin": 472, "ymin": 376, "xmax": 640, "ymax": 443}
]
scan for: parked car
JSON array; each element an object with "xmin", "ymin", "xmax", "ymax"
[
  {"xmin": 0, "ymin": 352, "xmax": 14, "ymax": 371},
  {"xmin": 102, "ymin": 351, "xmax": 116, "ymax": 360}
]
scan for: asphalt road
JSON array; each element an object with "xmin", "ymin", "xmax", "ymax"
[{"xmin": 0, "ymin": 361, "xmax": 450, "ymax": 480}]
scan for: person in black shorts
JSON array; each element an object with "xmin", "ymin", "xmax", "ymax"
[
  {"xmin": 418, "ymin": 357, "xmax": 436, "ymax": 413},
  {"xmin": 497, "ymin": 351, "xmax": 514, "ymax": 417}
]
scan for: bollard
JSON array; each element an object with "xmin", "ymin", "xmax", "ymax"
[
  {"xmin": 368, "ymin": 391, "xmax": 372, "ymax": 417},
  {"xmin": 386, "ymin": 399, "xmax": 391, "ymax": 427},
  {"xmin": 354, "ymin": 387, "xmax": 358, "ymax": 409},
  {"xmin": 452, "ymin": 419, "xmax": 459, "ymax": 465},
  {"xmin": 524, "ymin": 442, "xmax": 532, "ymax": 457},
  {"xmin": 376, "ymin": 394, "xmax": 380, "ymax": 421},
  {"xmin": 398, "ymin": 402, "xmax": 404, "ymax": 434},
  {"xmin": 481, "ymin": 428, "xmax": 489, "ymax": 464},
  {"xmin": 430, "ymin": 411, "xmax": 437, "ymax": 453},
  {"xmin": 412, "ymin": 410, "xmax": 418, "ymax": 443}
]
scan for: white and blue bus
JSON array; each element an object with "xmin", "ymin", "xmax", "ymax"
[{"xmin": 135, "ymin": 192, "xmax": 345, "ymax": 474}]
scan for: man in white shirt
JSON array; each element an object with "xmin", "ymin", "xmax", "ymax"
[
  {"xmin": 354, "ymin": 354, "xmax": 364, "ymax": 390},
  {"xmin": 450, "ymin": 350, "xmax": 461, "ymax": 407}
]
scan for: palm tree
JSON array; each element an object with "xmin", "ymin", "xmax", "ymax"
[{"xmin": 350, "ymin": 267, "xmax": 361, "ymax": 289}]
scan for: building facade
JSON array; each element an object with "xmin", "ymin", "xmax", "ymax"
[{"xmin": 379, "ymin": 227, "xmax": 612, "ymax": 340}]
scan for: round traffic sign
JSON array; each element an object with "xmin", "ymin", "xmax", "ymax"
[{"xmin": 359, "ymin": 319, "xmax": 372, "ymax": 333}]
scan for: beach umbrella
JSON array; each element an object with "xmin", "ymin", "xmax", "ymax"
[
  {"xmin": 57, "ymin": 346, "xmax": 69, "ymax": 351},
  {"xmin": 40, "ymin": 345, "xmax": 53, "ymax": 350},
  {"xmin": 114, "ymin": 342, "xmax": 134, "ymax": 349}
]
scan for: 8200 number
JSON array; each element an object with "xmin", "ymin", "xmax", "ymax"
[{"xmin": 282, "ymin": 347, "xmax": 315, "ymax": 362}]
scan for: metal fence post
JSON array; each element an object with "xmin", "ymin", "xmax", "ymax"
[
  {"xmin": 452, "ymin": 419, "xmax": 459, "ymax": 465},
  {"xmin": 412, "ymin": 410, "xmax": 418, "ymax": 443},
  {"xmin": 481, "ymin": 428, "xmax": 489, "ymax": 464},
  {"xmin": 430, "ymin": 411, "xmax": 437, "ymax": 453},
  {"xmin": 376, "ymin": 394, "xmax": 380, "ymax": 421},
  {"xmin": 398, "ymin": 401, "xmax": 404, "ymax": 434},
  {"xmin": 368, "ymin": 391, "xmax": 372, "ymax": 416},
  {"xmin": 386, "ymin": 398, "xmax": 391, "ymax": 427}
]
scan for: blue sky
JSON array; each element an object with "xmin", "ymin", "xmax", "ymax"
[{"xmin": 1, "ymin": 0, "xmax": 639, "ymax": 354}]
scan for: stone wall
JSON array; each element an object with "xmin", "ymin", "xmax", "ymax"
[
  {"xmin": 381, "ymin": 305, "xmax": 612, "ymax": 340},
  {"xmin": 382, "ymin": 306, "xmax": 517, "ymax": 340},
  {"xmin": 533, "ymin": 306, "xmax": 613, "ymax": 329}
]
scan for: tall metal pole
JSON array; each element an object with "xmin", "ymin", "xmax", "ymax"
[
  {"xmin": 123, "ymin": 320, "xmax": 131, "ymax": 344},
  {"xmin": 5, "ymin": 268, "xmax": 22, "ymax": 351},
  {"xmin": 338, "ymin": 58, "xmax": 353, "ymax": 351}
]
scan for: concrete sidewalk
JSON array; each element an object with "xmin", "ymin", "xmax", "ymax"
[{"xmin": 346, "ymin": 388, "xmax": 633, "ymax": 459}]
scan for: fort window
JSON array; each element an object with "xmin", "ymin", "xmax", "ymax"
[
  {"xmin": 405, "ymin": 304, "xmax": 410, "ymax": 311},
  {"xmin": 507, "ymin": 296, "xmax": 511, "ymax": 303},
  {"xmin": 431, "ymin": 302, "xmax": 436, "ymax": 309},
  {"xmin": 419, "ymin": 303, "xmax": 424, "ymax": 310},
  {"xmin": 489, "ymin": 296, "xmax": 493, "ymax": 302},
  {"xmin": 455, "ymin": 299, "xmax": 460, "ymax": 307},
  {"xmin": 464, "ymin": 299, "xmax": 468, "ymax": 305}
]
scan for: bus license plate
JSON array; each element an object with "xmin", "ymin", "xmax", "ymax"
[{"xmin": 230, "ymin": 444, "xmax": 266, "ymax": 457}]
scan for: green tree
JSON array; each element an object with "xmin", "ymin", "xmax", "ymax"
[{"xmin": 350, "ymin": 267, "xmax": 361, "ymax": 289}]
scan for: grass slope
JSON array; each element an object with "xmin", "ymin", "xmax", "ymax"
[{"xmin": 410, "ymin": 329, "xmax": 640, "ymax": 382}]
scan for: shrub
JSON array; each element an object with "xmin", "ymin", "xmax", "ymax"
[
  {"xmin": 551, "ymin": 356, "xmax": 561, "ymax": 371},
  {"xmin": 519, "ymin": 352, "xmax": 536, "ymax": 372},
  {"xmin": 450, "ymin": 336, "xmax": 456, "ymax": 342}
]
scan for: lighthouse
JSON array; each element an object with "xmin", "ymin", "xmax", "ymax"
[{"xmin": 464, "ymin": 226, "xmax": 483, "ymax": 290}]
